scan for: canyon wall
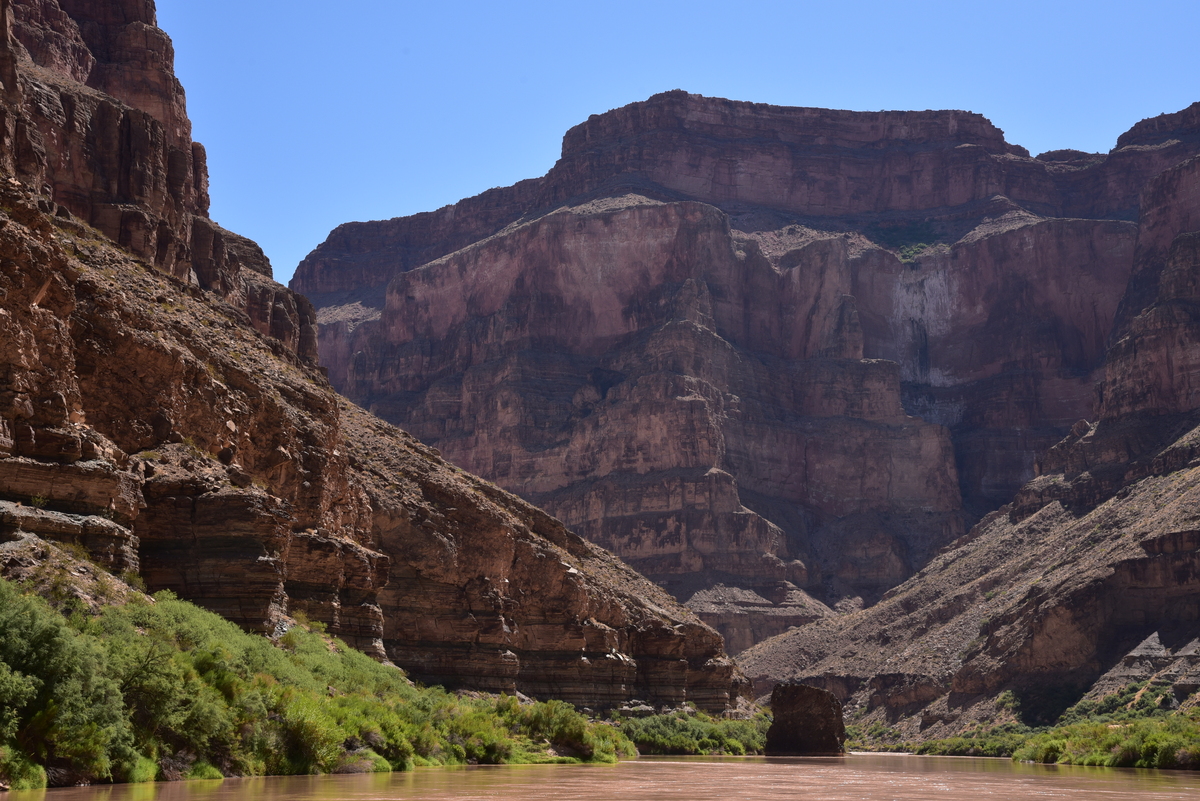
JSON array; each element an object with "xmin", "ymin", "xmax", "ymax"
[
  {"xmin": 295, "ymin": 91, "xmax": 1200, "ymax": 651},
  {"xmin": 0, "ymin": 0, "xmax": 742, "ymax": 711},
  {"xmin": 739, "ymin": 156, "xmax": 1200, "ymax": 732}
]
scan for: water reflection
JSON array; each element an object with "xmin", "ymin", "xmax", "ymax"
[{"xmin": 10, "ymin": 754, "xmax": 1200, "ymax": 801}]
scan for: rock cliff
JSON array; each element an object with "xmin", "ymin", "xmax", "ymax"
[
  {"xmin": 295, "ymin": 92, "xmax": 1200, "ymax": 651},
  {"xmin": 0, "ymin": 0, "xmax": 742, "ymax": 711},
  {"xmin": 737, "ymin": 150, "xmax": 1200, "ymax": 735}
]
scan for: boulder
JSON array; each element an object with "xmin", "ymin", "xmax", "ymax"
[{"xmin": 765, "ymin": 683, "xmax": 846, "ymax": 755}]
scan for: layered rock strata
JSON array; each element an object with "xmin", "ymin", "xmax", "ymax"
[
  {"xmin": 1, "ymin": 0, "xmax": 306, "ymax": 355},
  {"xmin": 0, "ymin": 0, "xmax": 742, "ymax": 710},
  {"xmin": 295, "ymin": 93, "xmax": 1198, "ymax": 649},
  {"xmin": 737, "ymin": 150, "xmax": 1200, "ymax": 735}
]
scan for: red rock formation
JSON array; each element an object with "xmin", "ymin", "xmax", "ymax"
[
  {"xmin": 1, "ymin": 0, "xmax": 305, "ymax": 358},
  {"xmin": 0, "ymin": 0, "xmax": 742, "ymax": 710},
  {"xmin": 296, "ymin": 94, "xmax": 1042, "ymax": 305},
  {"xmin": 738, "ymin": 127, "xmax": 1200, "ymax": 737},
  {"xmin": 295, "ymin": 93, "xmax": 1200, "ymax": 303},
  {"xmin": 296, "ymin": 93, "xmax": 1194, "ymax": 650},
  {"xmin": 764, "ymin": 683, "xmax": 846, "ymax": 755},
  {"xmin": 329, "ymin": 196, "xmax": 966, "ymax": 648},
  {"xmin": 1098, "ymin": 156, "xmax": 1200, "ymax": 420},
  {"xmin": 738, "ymin": 420, "xmax": 1200, "ymax": 737}
]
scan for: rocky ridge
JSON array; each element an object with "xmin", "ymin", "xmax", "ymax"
[
  {"xmin": 294, "ymin": 91, "xmax": 1200, "ymax": 651},
  {"xmin": 0, "ymin": 0, "xmax": 742, "ymax": 711}
]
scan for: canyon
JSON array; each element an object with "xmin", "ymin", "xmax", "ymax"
[
  {"xmin": 3, "ymin": 0, "xmax": 1199, "ymax": 748},
  {"xmin": 294, "ymin": 90, "xmax": 1200, "ymax": 657},
  {"xmin": 0, "ymin": 0, "xmax": 742, "ymax": 713}
]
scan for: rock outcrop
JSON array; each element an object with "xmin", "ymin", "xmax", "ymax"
[
  {"xmin": 0, "ymin": 0, "xmax": 742, "ymax": 712},
  {"xmin": 764, "ymin": 683, "xmax": 846, "ymax": 755},
  {"xmin": 1, "ymin": 0, "xmax": 310, "ymax": 360},
  {"xmin": 737, "ymin": 146, "xmax": 1200, "ymax": 736},
  {"xmin": 294, "ymin": 92, "xmax": 1200, "ymax": 651}
]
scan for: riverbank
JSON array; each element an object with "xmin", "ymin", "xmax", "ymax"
[
  {"xmin": 848, "ymin": 708, "xmax": 1200, "ymax": 771},
  {"xmin": 0, "ymin": 571, "xmax": 639, "ymax": 790},
  {"xmin": 8, "ymin": 754, "xmax": 1200, "ymax": 801},
  {"xmin": 0, "ymin": 564, "xmax": 775, "ymax": 792},
  {"xmin": 4, "ymin": 560, "xmax": 1196, "ymax": 792}
]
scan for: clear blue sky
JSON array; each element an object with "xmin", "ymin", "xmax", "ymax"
[{"xmin": 156, "ymin": 0, "xmax": 1200, "ymax": 285}]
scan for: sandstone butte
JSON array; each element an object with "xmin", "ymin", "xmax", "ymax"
[
  {"xmin": 0, "ymin": 0, "xmax": 744, "ymax": 713},
  {"xmin": 292, "ymin": 86, "xmax": 1200, "ymax": 669}
]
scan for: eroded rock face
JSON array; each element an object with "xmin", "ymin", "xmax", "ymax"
[
  {"xmin": 737, "ymin": 138, "xmax": 1200, "ymax": 738},
  {"xmin": 1098, "ymin": 157, "xmax": 1200, "ymax": 420},
  {"xmin": 0, "ymin": 0, "xmax": 742, "ymax": 710},
  {"xmin": 296, "ymin": 93, "xmax": 1200, "ymax": 304},
  {"xmin": 295, "ymin": 92, "xmax": 1195, "ymax": 650},
  {"xmin": 327, "ymin": 196, "xmax": 966, "ymax": 649},
  {"xmin": 739, "ymin": 425, "xmax": 1200, "ymax": 736},
  {"xmin": 0, "ymin": 0, "xmax": 312, "ymax": 361},
  {"xmin": 342, "ymin": 403, "xmax": 741, "ymax": 709}
]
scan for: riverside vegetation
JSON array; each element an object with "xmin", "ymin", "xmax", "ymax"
[
  {"xmin": 847, "ymin": 684, "xmax": 1200, "ymax": 770},
  {"xmin": 0, "ymin": 573, "xmax": 770, "ymax": 791},
  {"xmin": 613, "ymin": 709, "xmax": 770, "ymax": 755},
  {"xmin": 4, "ymin": 562, "xmax": 1198, "ymax": 790},
  {"xmin": 0, "ymin": 576, "xmax": 639, "ymax": 790}
]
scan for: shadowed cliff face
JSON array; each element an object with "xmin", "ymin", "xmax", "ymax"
[
  {"xmin": 0, "ymin": 0, "xmax": 743, "ymax": 711},
  {"xmin": 737, "ymin": 148, "xmax": 1200, "ymax": 737},
  {"xmin": 294, "ymin": 92, "xmax": 1196, "ymax": 651},
  {"xmin": 334, "ymin": 198, "xmax": 965, "ymax": 639}
]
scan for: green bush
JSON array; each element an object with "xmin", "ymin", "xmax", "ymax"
[
  {"xmin": 914, "ymin": 731, "xmax": 1028, "ymax": 758},
  {"xmin": 0, "ymin": 579, "xmax": 134, "ymax": 783},
  {"xmin": 492, "ymin": 696, "xmax": 635, "ymax": 763},
  {"xmin": 913, "ymin": 704, "xmax": 1200, "ymax": 771},
  {"xmin": 1013, "ymin": 717, "xmax": 1200, "ymax": 769},
  {"xmin": 614, "ymin": 709, "xmax": 769, "ymax": 755},
  {"xmin": 0, "ymin": 577, "xmax": 635, "ymax": 788},
  {"xmin": 0, "ymin": 746, "xmax": 48, "ymax": 790},
  {"xmin": 276, "ymin": 693, "xmax": 343, "ymax": 773},
  {"xmin": 123, "ymin": 755, "xmax": 158, "ymax": 783},
  {"xmin": 185, "ymin": 761, "xmax": 224, "ymax": 781}
]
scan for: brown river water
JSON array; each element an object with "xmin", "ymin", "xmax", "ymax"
[{"xmin": 9, "ymin": 754, "xmax": 1200, "ymax": 801}]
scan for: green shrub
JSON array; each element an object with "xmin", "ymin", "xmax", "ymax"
[
  {"xmin": 185, "ymin": 761, "xmax": 224, "ymax": 780},
  {"xmin": 122, "ymin": 755, "xmax": 158, "ymax": 783},
  {"xmin": 277, "ymin": 693, "xmax": 343, "ymax": 773},
  {"xmin": 911, "ymin": 703, "xmax": 1200, "ymax": 772},
  {"xmin": 0, "ymin": 576, "xmax": 636, "ymax": 787},
  {"xmin": 614, "ymin": 709, "xmax": 769, "ymax": 755},
  {"xmin": 0, "ymin": 746, "xmax": 48, "ymax": 790},
  {"xmin": 0, "ymin": 579, "xmax": 134, "ymax": 782},
  {"xmin": 1006, "ymin": 716, "xmax": 1200, "ymax": 770},
  {"xmin": 915, "ymin": 730, "xmax": 1028, "ymax": 758}
]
